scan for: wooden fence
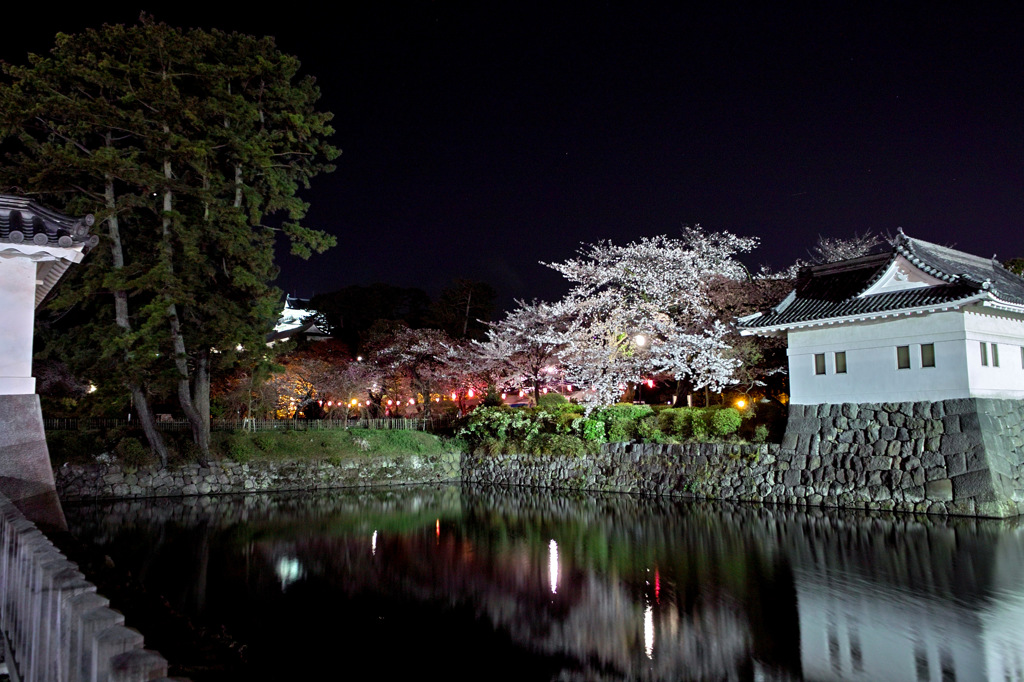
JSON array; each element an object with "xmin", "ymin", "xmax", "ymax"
[{"xmin": 43, "ymin": 416, "xmax": 456, "ymax": 433}]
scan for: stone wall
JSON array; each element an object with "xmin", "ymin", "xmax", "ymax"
[
  {"xmin": 463, "ymin": 398, "xmax": 1024, "ymax": 518},
  {"xmin": 55, "ymin": 453, "xmax": 460, "ymax": 501},
  {"xmin": 53, "ymin": 398, "xmax": 1024, "ymax": 518}
]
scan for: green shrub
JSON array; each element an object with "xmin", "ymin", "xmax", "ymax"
[
  {"xmin": 253, "ymin": 433, "xmax": 276, "ymax": 451},
  {"xmin": 458, "ymin": 406, "xmax": 543, "ymax": 451},
  {"xmin": 114, "ymin": 437, "xmax": 155, "ymax": 468},
  {"xmin": 592, "ymin": 403, "xmax": 654, "ymax": 442},
  {"xmin": 526, "ymin": 433, "xmax": 588, "ymax": 456},
  {"xmin": 752, "ymin": 424, "xmax": 769, "ymax": 443},
  {"xmin": 227, "ymin": 438, "xmax": 255, "ymax": 463},
  {"xmin": 634, "ymin": 414, "xmax": 663, "ymax": 442},
  {"xmin": 578, "ymin": 418, "xmax": 606, "ymax": 442},
  {"xmin": 537, "ymin": 392, "xmax": 568, "ymax": 408},
  {"xmin": 710, "ymin": 407, "xmax": 743, "ymax": 438},
  {"xmin": 658, "ymin": 408, "xmax": 696, "ymax": 438}
]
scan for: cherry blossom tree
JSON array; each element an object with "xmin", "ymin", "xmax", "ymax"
[
  {"xmin": 475, "ymin": 299, "xmax": 566, "ymax": 404},
  {"xmin": 538, "ymin": 226, "xmax": 759, "ymax": 407}
]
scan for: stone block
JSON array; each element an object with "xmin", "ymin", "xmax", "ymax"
[
  {"xmin": 926, "ymin": 478, "xmax": 954, "ymax": 501},
  {"xmin": 946, "ymin": 453, "xmax": 967, "ymax": 477},
  {"xmin": 930, "ymin": 402, "xmax": 945, "ymax": 419},
  {"xmin": 952, "ymin": 470, "xmax": 996, "ymax": 502},
  {"xmin": 944, "ymin": 398, "xmax": 976, "ymax": 416},
  {"xmin": 842, "ymin": 403, "xmax": 859, "ymax": 419},
  {"xmin": 960, "ymin": 411, "xmax": 981, "ymax": 433},
  {"xmin": 941, "ymin": 432, "xmax": 979, "ymax": 456}
]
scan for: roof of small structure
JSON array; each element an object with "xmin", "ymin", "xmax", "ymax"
[
  {"xmin": 738, "ymin": 230, "xmax": 1024, "ymax": 334},
  {"xmin": 0, "ymin": 195, "xmax": 97, "ymax": 306}
]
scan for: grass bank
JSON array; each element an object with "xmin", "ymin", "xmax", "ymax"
[{"xmin": 47, "ymin": 427, "xmax": 458, "ymax": 468}]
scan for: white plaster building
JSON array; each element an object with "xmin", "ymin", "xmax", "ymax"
[
  {"xmin": 0, "ymin": 196, "xmax": 96, "ymax": 395},
  {"xmin": 738, "ymin": 231, "xmax": 1024, "ymax": 405},
  {"xmin": 0, "ymin": 195, "xmax": 95, "ymax": 526},
  {"xmin": 267, "ymin": 294, "xmax": 331, "ymax": 344}
]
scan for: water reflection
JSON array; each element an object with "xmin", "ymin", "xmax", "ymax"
[{"xmin": 62, "ymin": 485, "xmax": 1024, "ymax": 681}]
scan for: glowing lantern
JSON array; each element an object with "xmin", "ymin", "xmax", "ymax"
[{"xmin": 467, "ymin": 388, "xmax": 474, "ymax": 398}]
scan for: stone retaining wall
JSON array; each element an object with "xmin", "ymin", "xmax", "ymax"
[
  {"xmin": 53, "ymin": 399, "xmax": 1024, "ymax": 518},
  {"xmin": 463, "ymin": 398, "xmax": 1024, "ymax": 518},
  {"xmin": 55, "ymin": 453, "xmax": 460, "ymax": 501}
]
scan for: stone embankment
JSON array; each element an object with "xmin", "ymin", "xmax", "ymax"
[
  {"xmin": 465, "ymin": 398, "xmax": 1024, "ymax": 518},
  {"xmin": 54, "ymin": 398, "xmax": 1024, "ymax": 518},
  {"xmin": 56, "ymin": 454, "xmax": 460, "ymax": 501}
]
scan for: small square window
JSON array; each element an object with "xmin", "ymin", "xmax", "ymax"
[
  {"xmin": 921, "ymin": 343, "xmax": 935, "ymax": 368},
  {"xmin": 992, "ymin": 343, "xmax": 999, "ymax": 367},
  {"xmin": 896, "ymin": 345, "xmax": 910, "ymax": 369},
  {"xmin": 981, "ymin": 342, "xmax": 988, "ymax": 366},
  {"xmin": 814, "ymin": 353, "xmax": 826, "ymax": 375},
  {"xmin": 835, "ymin": 351, "xmax": 847, "ymax": 374}
]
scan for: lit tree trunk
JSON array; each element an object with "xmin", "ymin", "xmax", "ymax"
[{"xmin": 104, "ymin": 169, "xmax": 169, "ymax": 466}]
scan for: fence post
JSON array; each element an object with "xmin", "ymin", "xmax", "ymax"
[
  {"xmin": 92, "ymin": 625, "xmax": 144, "ymax": 682},
  {"xmin": 109, "ymin": 646, "xmax": 167, "ymax": 682},
  {"xmin": 64, "ymin": 592, "xmax": 109, "ymax": 682},
  {"xmin": 76, "ymin": 607, "xmax": 125, "ymax": 681}
]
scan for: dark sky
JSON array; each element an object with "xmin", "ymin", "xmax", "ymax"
[{"xmin": 4, "ymin": 3, "xmax": 1023, "ymax": 312}]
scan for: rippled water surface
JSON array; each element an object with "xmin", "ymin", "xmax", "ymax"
[{"xmin": 63, "ymin": 486, "xmax": 1024, "ymax": 681}]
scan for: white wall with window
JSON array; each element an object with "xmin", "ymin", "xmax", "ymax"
[
  {"xmin": 963, "ymin": 309, "xmax": 1024, "ymax": 398},
  {"xmin": 785, "ymin": 309, "xmax": 1001, "ymax": 404}
]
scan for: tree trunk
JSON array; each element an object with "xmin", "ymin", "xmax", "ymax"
[
  {"xmin": 161, "ymin": 152, "xmax": 211, "ymax": 459},
  {"xmin": 193, "ymin": 349, "xmax": 211, "ymax": 454},
  {"xmin": 105, "ymin": 168, "xmax": 169, "ymax": 465}
]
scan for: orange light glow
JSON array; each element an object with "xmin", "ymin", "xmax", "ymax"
[
  {"xmin": 467, "ymin": 388, "xmax": 474, "ymax": 398},
  {"xmin": 451, "ymin": 392, "xmax": 457, "ymax": 401}
]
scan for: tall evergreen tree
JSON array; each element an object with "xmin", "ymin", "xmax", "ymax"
[{"xmin": 0, "ymin": 16, "xmax": 338, "ymax": 462}]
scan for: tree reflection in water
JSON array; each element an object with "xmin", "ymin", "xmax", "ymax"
[{"xmin": 63, "ymin": 485, "xmax": 1024, "ymax": 681}]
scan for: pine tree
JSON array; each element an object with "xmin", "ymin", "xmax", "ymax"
[{"xmin": 0, "ymin": 16, "xmax": 338, "ymax": 463}]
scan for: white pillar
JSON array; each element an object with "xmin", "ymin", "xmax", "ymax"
[{"xmin": 0, "ymin": 257, "xmax": 37, "ymax": 395}]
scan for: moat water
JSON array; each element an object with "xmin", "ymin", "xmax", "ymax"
[{"xmin": 63, "ymin": 485, "xmax": 1024, "ymax": 681}]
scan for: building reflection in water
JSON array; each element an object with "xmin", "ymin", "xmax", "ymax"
[{"xmin": 63, "ymin": 485, "xmax": 1024, "ymax": 681}]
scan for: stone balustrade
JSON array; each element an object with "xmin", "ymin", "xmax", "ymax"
[{"xmin": 0, "ymin": 492, "xmax": 180, "ymax": 682}]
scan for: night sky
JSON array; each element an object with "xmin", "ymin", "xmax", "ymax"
[{"xmin": 4, "ymin": 3, "xmax": 1022, "ymax": 312}]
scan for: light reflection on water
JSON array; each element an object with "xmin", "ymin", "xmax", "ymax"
[{"xmin": 63, "ymin": 485, "xmax": 1024, "ymax": 681}]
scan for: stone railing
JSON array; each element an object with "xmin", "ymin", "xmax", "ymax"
[{"xmin": 0, "ymin": 492, "xmax": 179, "ymax": 682}]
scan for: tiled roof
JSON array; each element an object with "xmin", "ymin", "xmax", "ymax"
[
  {"xmin": 0, "ymin": 194, "xmax": 97, "ymax": 306},
  {"xmin": 739, "ymin": 231, "xmax": 1024, "ymax": 331},
  {"xmin": 0, "ymin": 195, "xmax": 97, "ymax": 251}
]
